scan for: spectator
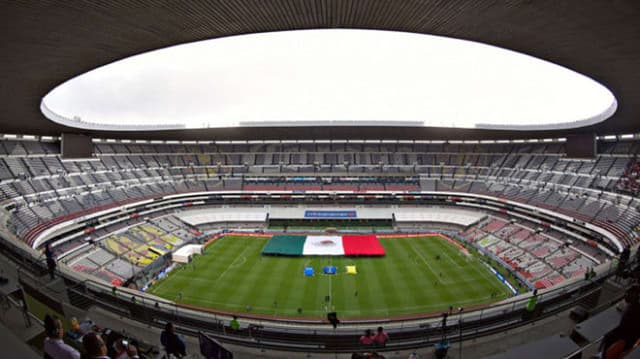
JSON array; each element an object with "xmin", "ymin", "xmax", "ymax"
[
  {"xmin": 44, "ymin": 243, "xmax": 54, "ymax": 259},
  {"xmin": 229, "ymin": 316, "xmax": 240, "ymax": 331},
  {"xmin": 113, "ymin": 339, "xmax": 131, "ymax": 359},
  {"xmin": 359, "ymin": 329, "xmax": 374, "ymax": 346},
  {"xmin": 82, "ymin": 332, "xmax": 109, "ymax": 359},
  {"xmin": 111, "ymin": 339, "xmax": 140, "ymax": 359},
  {"xmin": 601, "ymin": 285, "xmax": 640, "ymax": 354},
  {"xmin": 45, "ymin": 244, "xmax": 56, "ymax": 280},
  {"xmin": 160, "ymin": 322, "xmax": 186, "ymax": 357},
  {"xmin": 373, "ymin": 326, "xmax": 389, "ymax": 346},
  {"xmin": 126, "ymin": 343, "xmax": 140, "ymax": 359},
  {"xmin": 43, "ymin": 314, "xmax": 80, "ymax": 359},
  {"xmin": 523, "ymin": 289, "xmax": 538, "ymax": 320},
  {"xmin": 46, "ymin": 257, "xmax": 56, "ymax": 280}
]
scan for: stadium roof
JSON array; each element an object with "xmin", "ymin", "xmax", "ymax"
[{"xmin": 1, "ymin": 1, "xmax": 639, "ymax": 141}]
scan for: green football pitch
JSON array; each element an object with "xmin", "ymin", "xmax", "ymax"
[{"xmin": 148, "ymin": 235, "xmax": 512, "ymax": 319}]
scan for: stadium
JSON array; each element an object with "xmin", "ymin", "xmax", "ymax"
[{"xmin": 0, "ymin": 2, "xmax": 639, "ymax": 359}]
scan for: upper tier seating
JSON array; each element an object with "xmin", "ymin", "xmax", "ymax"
[{"xmin": 617, "ymin": 160, "xmax": 640, "ymax": 195}]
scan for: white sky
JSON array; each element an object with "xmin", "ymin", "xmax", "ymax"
[{"xmin": 42, "ymin": 29, "xmax": 617, "ymax": 131}]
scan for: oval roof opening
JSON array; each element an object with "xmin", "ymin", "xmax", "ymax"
[{"xmin": 42, "ymin": 29, "xmax": 617, "ymax": 131}]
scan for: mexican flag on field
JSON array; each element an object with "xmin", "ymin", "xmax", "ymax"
[{"xmin": 261, "ymin": 235, "xmax": 385, "ymax": 256}]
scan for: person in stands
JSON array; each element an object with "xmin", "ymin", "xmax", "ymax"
[
  {"xmin": 359, "ymin": 329, "xmax": 375, "ymax": 346},
  {"xmin": 44, "ymin": 243, "xmax": 54, "ymax": 259},
  {"xmin": 373, "ymin": 326, "xmax": 389, "ymax": 346},
  {"xmin": 45, "ymin": 243, "xmax": 57, "ymax": 280},
  {"xmin": 600, "ymin": 285, "xmax": 640, "ymax": 354},
  {"xmin": 113, "ymin": 339, "xmax": 140, "ymax": 359},
  {"xmin": 229, "ymin": 316, "xmax": 240, "ymax": 331},
  {"xmin": 82, "ymin": 332, "xmax": 109, "ymax": 359},
  {"xmin": 125, "ymin": 343, "xmax": 140, "ymax": 359},
  {"xmin": 43, "ymin": 314, "xmax": 80, "ymax": 359},
  {"xmin": 160, "ymin": 322, "xmax": 186, "ymax": 357}
]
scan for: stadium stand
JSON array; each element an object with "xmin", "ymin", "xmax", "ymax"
[
  {"xmin": 617, "ymin": 159, "xmax": 640, "ymax": 195},
  {"xmin": 0, "ymin": 141, "xmax": 628, "ymax": 287},
  {"xmin": 2, "ymin": 137, "xmax": 636, "ymax": 357},
  {"xmin": 2, "ymin": 3, "xmax": 640, "ymax": 357},
  {"xmin": 450, "ymin": 206, "xmax": 615, "ymax": 290},
  {"xmin": 62, "ymin": 219, "xmax": 188, "ymax": 284},
  {"xmin": 0, "ymin": 138, "xmax": 631, "ymax": 297},
  {"xmin": 1, "ymin": 138, "xmax": 639, "ymax": 252}
]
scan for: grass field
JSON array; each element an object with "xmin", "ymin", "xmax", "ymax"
[{"xmin": 148, "ymin": 235, "xmax": 512, "ymax": 319}]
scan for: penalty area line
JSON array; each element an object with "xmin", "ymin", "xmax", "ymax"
[
  {"xmin": 213, "ymin": 246, "xmax": 252, "ymax": 282},
  {"xmin": 229, "ymin": 256, "xmax": 247, "ymax": 268}
]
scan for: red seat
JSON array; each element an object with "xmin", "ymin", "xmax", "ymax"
[{"xmin": 604, "ymin": 339, "xmax": 626, "ymax": 359}]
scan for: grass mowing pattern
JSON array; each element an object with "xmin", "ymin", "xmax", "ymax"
[{"xmin": 148, "ymin": 235, "xmax": 511, "ymax": 318}]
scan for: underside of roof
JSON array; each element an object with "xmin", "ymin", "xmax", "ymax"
[{"xmin": 1, "ymin": 1, "xmax": 639, "ymax": 140}]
